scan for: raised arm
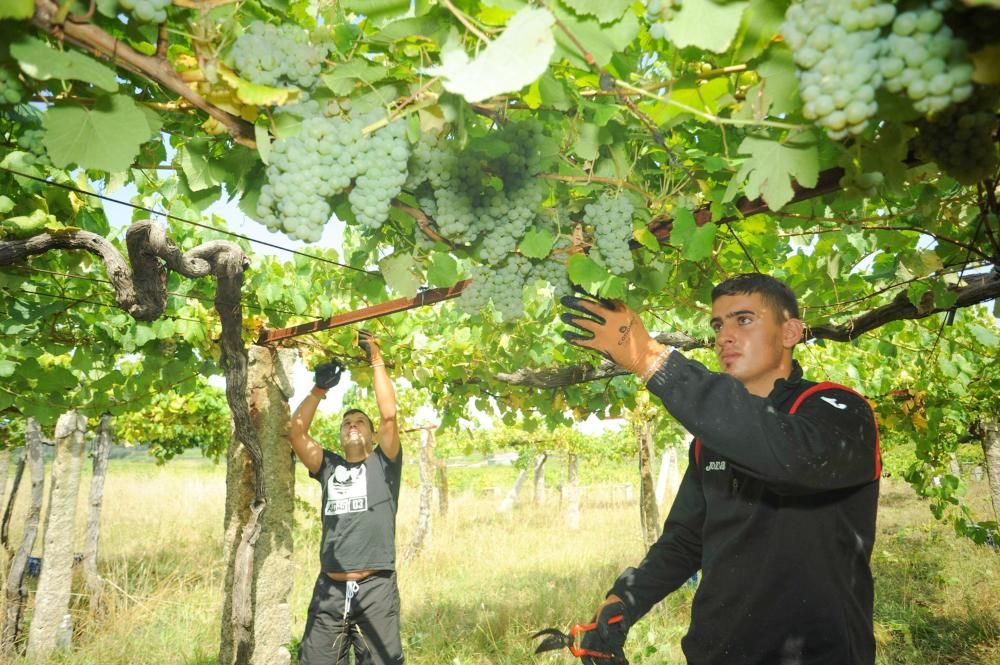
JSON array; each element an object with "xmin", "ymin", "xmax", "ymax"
[
  {"xmin": 361, "ymin": 331, "xmax": 401, "ymax": 461},
  {"xmin": 288, "ymin": 361, "xmax": 343, "ymax": 475}
]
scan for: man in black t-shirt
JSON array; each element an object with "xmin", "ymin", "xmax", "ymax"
[
  {"xmin": 289, "ymin": 331, "xmax": 403, "ymax": 665},
  {"xmin": 560, "ymin": 274, "xmax": 881, "ymax": 665}
]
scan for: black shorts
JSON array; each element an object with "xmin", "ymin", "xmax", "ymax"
[{"xmin": 300, "ymin": 570, "xmax": 404, "ymax": 665}]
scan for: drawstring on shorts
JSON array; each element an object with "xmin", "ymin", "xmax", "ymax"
[{"xmin": 342, "ymin": 580, "xmax": 360, "ymax": 624}]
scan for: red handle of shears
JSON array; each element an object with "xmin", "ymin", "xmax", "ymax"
[{"xmin": 566, "ymin": 614, "xmax": 625, "ymax": 658}]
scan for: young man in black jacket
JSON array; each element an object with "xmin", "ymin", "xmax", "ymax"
[{"xmin": 561, "ymin": 274, "xmax": 881, "ymax": 665}]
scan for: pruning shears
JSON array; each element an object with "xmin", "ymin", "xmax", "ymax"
[{"xmin": 532, "ymin": 614, "xmax": 625, "ymax": 660}]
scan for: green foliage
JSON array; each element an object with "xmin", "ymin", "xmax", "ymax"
[
  {"xmin": 115, "ymin": 381, "xmax": 232, "ymax": 462},
  {"xmin": 0, "ymin": 0, "xmax": 997, "ymax": 551}
]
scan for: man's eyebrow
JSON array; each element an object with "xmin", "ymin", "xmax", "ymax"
[{"xmin": 710, "ymin": 309, "xmax": 758, "ymax": 324}]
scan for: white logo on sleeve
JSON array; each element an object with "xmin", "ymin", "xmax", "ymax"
[
  {"xmin": 326, "ymin": 464, "xmax": 368, "ymax": 515},
  {"xmin": 820, "ymin": 395, "xmax": 848, "ymax": 410},
  {"xmin": 706, "ymin": 461, "xmax": 726, "ymax": 471}
]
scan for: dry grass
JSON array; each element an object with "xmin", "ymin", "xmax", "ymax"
[{"xmin": 0, "ymin": 454, "xmax": 997, "ymax": 664}]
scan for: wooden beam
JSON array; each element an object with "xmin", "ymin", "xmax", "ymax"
[{"xmin": 255, "ymin": 279, "xmax": 472, "ymax": 345}]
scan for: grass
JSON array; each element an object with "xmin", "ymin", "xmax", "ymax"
[{"xmin": 0, "ymin": 453, "xmax": 997, "ymax": 664}]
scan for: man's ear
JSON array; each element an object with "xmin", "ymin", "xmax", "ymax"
[{"xmin": 782, "ymin": 318, "xmax": 804, "ymax": 349}]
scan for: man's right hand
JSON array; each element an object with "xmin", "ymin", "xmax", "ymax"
[
  {"xmin": 358, "ymin": 329, "xmax": 382, "ymax": 363},
  {"xmin": 580, "ymin": 597, "xmax": 630, "ymax": 664},
  {"xmin": 313, "ymin": 360, "xmax": 344, "ymax": 390}
]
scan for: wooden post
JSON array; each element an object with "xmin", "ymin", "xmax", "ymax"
[
  {"xmin": 83, "ymin": 414, "xmax": 113, "ymax": 611},
  {"xmin": 27, "ymin": 411, "xmax": 87, "ymax": 660},
  {"xmin": 0, "ymin": 420, "xmax": 45, "ymax": 658}
]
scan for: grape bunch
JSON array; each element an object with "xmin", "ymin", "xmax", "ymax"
[
  {"xmin": 880, "ymin": 7, "xmax": 974, "ymax": 115},
  {"xmin": 645, "ymin": 0, "xmax": 684, "ymax": 41},
  {"xmin": 783, "ymin": 0, "xmax": 896, "ymax": 140},
  {"xmin": 0, "ymin": 66, "xmax": 25, "ymax": 105},
  {"xmin": 255, "ymin": 114, "xmax": 409, "ymax": 241},
  {"xmin": 407, "ymin": 121, "xmax": 547, "ymax": 255},
  {"xmin": 119, "ymin": 0, "xmax": 171, "ymax": 24},
  {"xmin": 227, "ymin": 22, "xmax": 326, "ymax": 89},
  {"xmin": 456, "ymin": 256, "xmax": 532, "ymax": 321},
  {"xmin": 913, "ymin": 88, "xmax": 999, "ymax": 185},
  {"xmin": 584, "ymin": 193, "xmax": 635, "ymax": 275},
  {"xmin": 16, "ymin": 128, "xmax": 50, "ymax": 166}
]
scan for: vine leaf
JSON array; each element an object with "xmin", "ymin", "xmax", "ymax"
[
  {"xmin": 10, "ymin": 36, "xmax": 118, "ymax": 92},
  {"xmin": 519, "ymin": 227, "xmax": 556, "ymax": 259},
  {"xmin": 43, "ymin": 94, "xmax": 155, "ymax": 173},
  {"xmin": 559, "ymin": 0, "xmax": 632, "ymax": 25},
  {"xmin": 218, "ymin": 64, "xmax": 299, "ymax": 107},
  {"xmin": 552, "ymin": 7, "xmax": 639, "ymax": 68},
  {"xmin": 662, "ymin": 0, "xmax": 751, "ymax": 54},
  {"xmin": 756, "ymin": 44, "xmax": 800, "ymax": 116},
  {"xmin": 670, "ymin": 207, "xmax": 716, "ymax": 261},
  {"xmin": 0, "ymin": 209, "xmax": 56, "ymax": 239},
  {"xmin": 424, "ymin": 7, "xmax": 556, "ymax": 103},
  {"xmin": 380, "ymin": 253, "xmax": 420, "ymax": 297},
  {"xmin": 968, "ymin": 324, "xmax": 999, "ymax": 347},
  {"xmin": 567, "ymin": 253, "xmax": 609, "ymax": 291},
  {"xmin": 342, "ymin": 0, "xmax": 413, "ymax": 28},
  {"xmin": 322, "ymin": 59, "xmax": 390, "ymax": 95},
  {"xmin": 729, "ymin": 134, "xmax": 819, "ymax": 211},
  {"xmin": 0, "ymin": 0, "xmax": 33, "ymax": 19},
  {"xmin": 427, "ymin": 253, "xmax": 460, "ymax": 287},
  {"xmin": 179, "ymin": 143, "xmax": 226, "ymax": 192}
]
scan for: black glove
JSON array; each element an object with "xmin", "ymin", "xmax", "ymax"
[
  {"xmin": 580, "ymin": 599, "xmax": 630, "ymax": 665},
  {"xmin": 357, "ymin": 329, "xmax": 376, "ymax": 361},
  {"xmin": 313, "ymin": 360, "xmax": 343, "ymax": 390}
]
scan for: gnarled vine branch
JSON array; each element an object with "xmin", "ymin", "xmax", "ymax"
[{"xmin": 0, "ymin": 220, "xmax": 264, "ymax": 661}]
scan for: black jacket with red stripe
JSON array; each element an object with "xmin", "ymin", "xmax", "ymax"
[{"xmin": 610, "ymin": 353, "xmax": 881, "ymax": 665}]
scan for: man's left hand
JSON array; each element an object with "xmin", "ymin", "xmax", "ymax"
[
  {"xmin": 579, "ymin": 599, "xmax": 630, "ymax": 665},
  {"xmin": 560, "ymin": 296, "xmax": 662, "ymax": 375}
]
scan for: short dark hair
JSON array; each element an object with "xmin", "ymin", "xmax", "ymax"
[
  {"xmin": 342, "ymin": 408, "xmax": 374, "ymax": 431},
  {"xmin": 711, "ymin": 273, "xmax": 800, "ymax": 320}
]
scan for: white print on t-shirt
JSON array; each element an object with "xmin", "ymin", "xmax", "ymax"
[
  {"xmin": 820, "ymin": 395, "xmax": 848, "ymax": 410},
  {"xmin": 325, "ymin": 464, "xmax": 368, "ymax": 515}
]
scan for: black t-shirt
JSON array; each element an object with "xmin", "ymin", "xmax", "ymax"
[{"xmin": 310, "ymin": 446, "xmax": 402, "ymax": 573}]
